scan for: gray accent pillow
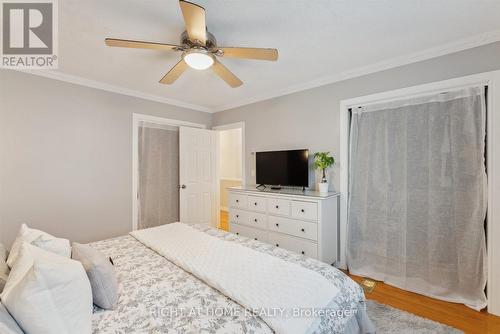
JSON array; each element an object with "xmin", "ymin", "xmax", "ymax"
[
  {"xmin": 0, "ymin": 302, "xmax": 24, "ymax": 334},
  {"xmin": 0, "ymin": 243, "xmax": 9, "ymax": 293},
  {"xmin": 71, "ymin": 243, "xmax": 118, "ymax": 310}
]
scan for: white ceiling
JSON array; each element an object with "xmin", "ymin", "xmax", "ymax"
[{"xmin": 50, "ymin": 0, "xmax": 500, "ymax": 112}]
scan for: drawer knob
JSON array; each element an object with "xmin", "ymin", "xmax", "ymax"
[
  {"xmin": 254, "ymin": 237, "xmax": 258, "ymax": 240},
  {"xmin": 236, "ymin": 200, "xmax": 239, "ymax": 203},
  {"xmin": 301, "ymin": 209, "xmax": 305, "ymax": 213},
  {"xmin": 254, "ymin": 218, "xmax": 257, "ymax": 222},
  {"xmin": 275, "ymin": 205, "xmax": 279, "ymax": 209},
  {"xmin": 236, "ymin": 233, "xmax": 239, "ymax": 235},
  {"xmin": 276, "ymin": 244, "xmax": 279, "ymax": 247},
  {"xmin": 301, "ymin": 228, "xmax": 305, "ymax": 232},
  {"xmin": 254, "ymin": 202, "xmax": 257, "ymax": 206},
  {"xmin": 301, "ymin": 251, "xmax": 305, "ymax": 255},
  {"xmin": 275, "ymin": 223, "xmax": 279, "ymax": 227},
  {"xmin": 236, "ymin": 215, "xmax": 239, "ymax": 218}
]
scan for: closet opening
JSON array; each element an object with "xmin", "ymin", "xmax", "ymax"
[{"xmin": 339, "ymin": 72, "xmax": 500, "ymax": 314}]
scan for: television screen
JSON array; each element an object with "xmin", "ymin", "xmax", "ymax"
[{"xmin": 256, "ymin": 149, "xmax": 309, "ymax": 187}]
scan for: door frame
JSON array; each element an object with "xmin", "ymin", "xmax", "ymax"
[
  {"xmin": 339, "ymin": 70, "xmax": 500, "ymax": 315},
  {"xmin": 212, "ymin": 122, "xmax": 246, "ymax": 227},
  {"xmin": 132, "ymin": 113, "xmax": 206, "ymax": 231}
]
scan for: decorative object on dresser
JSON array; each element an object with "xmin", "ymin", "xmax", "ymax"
[
  {"xmin": 314, "ymin": 152, "xmax": 335, "ymax": 194},
  {"xmin": 228, "ymin": 185, "xmax": 339, "ymax": 264}
]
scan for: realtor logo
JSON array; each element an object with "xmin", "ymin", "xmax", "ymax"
[{"xmin": 1, "ymin": 0, "xmax": 58, "ymax": 68}]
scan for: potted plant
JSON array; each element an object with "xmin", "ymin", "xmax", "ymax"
[{"xmin": 314, "ymin": 152, "xmax": 334, "ymax": 193}]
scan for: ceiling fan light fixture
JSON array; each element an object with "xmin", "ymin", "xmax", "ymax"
[
  {"xmin": 105, "ymin": 0, "xmax": 278, "ymax": 87},
  {"xmin": 183, "ymin": 49, "xmax": 214, "ymax": 70}
]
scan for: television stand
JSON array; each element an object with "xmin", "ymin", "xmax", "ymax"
[{"xmin": 227, "ymin": 186, "xmax": 340, "ymax": 264}]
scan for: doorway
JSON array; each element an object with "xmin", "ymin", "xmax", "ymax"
[
  {"xmin": 137, "ymin": 122, "xmax": 180, "ymax": 230},
  {"xmin": 213, "ymin": 122, "xmax": 245, "ymax": 231},
  {"xmin": 339, "ymin": 71, "xmax": 500, "ymax": 315},
  {"xmin": 132, "ymin": 113, "xmax": 214, "ymax": 230}
]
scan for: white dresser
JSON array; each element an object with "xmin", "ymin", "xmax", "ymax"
[{"xmin": 228, "ymin": 186, "xmax": 339, "ymax": 264}]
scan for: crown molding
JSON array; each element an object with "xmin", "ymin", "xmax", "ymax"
[
  {"xmin": 214, "ymin": 29, "xmax": 500, "ymax": 112},
  {"xmin": 13, "ymin": 69, "xmax": 215, "ymax": 113},
  {"xmin": 10, "ymin": 30, "xmax": 500, "ymax": 114}
]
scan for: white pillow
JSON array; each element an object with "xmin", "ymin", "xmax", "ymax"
[
  {"xmin": 1, "ymin": 242, "xmax": 93, "ymax": 334},
  {"xmin": 31, "ymin": 235, "xmax": 71, "ymax": 258},
  {"xmin": 7, "ymin": 224, "xmax": 71, "ymax": 268},
  {"xmin": 0, "ymin": 302, "xmax": 23, "ymax": 334},
  {"xmin": 0, "ymin": 243, "xmax": 9, "ymax": 293}
]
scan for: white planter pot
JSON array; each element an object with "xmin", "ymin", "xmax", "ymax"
[{"xmin": 318, "ymin": 182, "xmax": 329, "ymax": 194}]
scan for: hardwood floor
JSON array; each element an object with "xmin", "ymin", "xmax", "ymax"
[
  {"xmin": 219, "ymin": 210, "xmax": 500, "ymax": 333},
  {"xmin": 348, "ymin": 273, "xmax": 500, "ymax": 334},
  {"xmin": 219, "ymin": 210, "xmax": 229, "ymax": 231}
]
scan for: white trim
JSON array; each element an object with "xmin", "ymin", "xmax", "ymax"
[
  {"xmin": 338, "ymin": 100, "xmax": 350, "ymax": 270},
  {"xmin": 132, "ymin": 113, "xmax": 206, "ymax": 231},
  {"xmin": 487, "ymin": 72, "xmax": 500, "ymax": 316},
  {"xmin": 133, "ymin": 113, "xmax": 207, "ymax": 129},
  {"xmin": 213, "ymin": 130, "xmax": 221, "ymax": 228},
  {"xmin": 15, "ymin": 69, "xmax": 213, "ymax": 113},
  {"xmin": 339, "ymin": 70, "xmax": 500, "ymax": 315},
  {"xmin": 12, "ymin": 30, "xmax": 500, "ymax": 113},
  {"xmin": 220, "ymin": 177, "xmax": 243, "ymax": 182},
  {"xmin": 216, "ymin": 30, "xmax": 500, "ymax": 112}
]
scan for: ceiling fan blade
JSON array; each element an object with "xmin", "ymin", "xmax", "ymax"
[
  {"xmin": 218, "ymin": 47, "xmax": 278, "ymax": 61},
  {"xmin": 159, "ymin": 59, "xmax": 189, "ymax": 84},
  {"xmin": 179, "ymin": 0, "xmax": 207, "ymax": 45},
  {"xmin": 105, "ymin": 38, "xmax": 182, "ymax": 51},
  {"xmin": 212, "ymin": 59, "xmax": 243, "ymax": 88}
]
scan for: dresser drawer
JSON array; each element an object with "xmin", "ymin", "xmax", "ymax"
[
  {"xmin": 268, "ymin": 232, "xmax": 318, "ymax": 259},
  {"xmin": 245, "ymin": 211, "xmax": 268, "ymax": 230},
  {"xmin": 229, "ymin": 193, "xmax": 247, "ymax": 209},
  {"xmin": 291, "ymin": 201, "xmax": 318, "ymax": 221},
  {"xmin": 247, "ymin": 195, "xmax": 267, "ymax": 212},
  {"xmin": 268, "ymin": 216, "xmax": 318, "ymax": 241},
  {"xmin": 268, "ymin": 198, "xmax": 291, "ymax": 216},
  {"xmin": 229, "ymin": 209, "xmax": 246, "ymax": 225},
  {"xmin": 230, "ymin": 223, "xmax": 268, "ymax": 242}
]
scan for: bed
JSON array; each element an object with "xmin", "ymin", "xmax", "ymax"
[{"xmin": 90, "ymin": 223, "xmax": 374, "ymax": 334}]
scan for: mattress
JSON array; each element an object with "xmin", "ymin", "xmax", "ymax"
[{"xmin": 90, "ymin": 224, "xmax": 373, "ymax": 334}]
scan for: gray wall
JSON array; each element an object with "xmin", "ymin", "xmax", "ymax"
[
  {"xmin": 2, "ymin": 41, "xmax": 500, "ymax": 247},
  {"xmin": 213, "ymin": 41, "xmax": 500, "ymax": 190},
  {"xmin": 0, "ymin": 70, "xmax": 211, "ymax": 247}
]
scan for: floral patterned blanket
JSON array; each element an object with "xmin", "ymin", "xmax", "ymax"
[{"xmin": 90, "ymin": 225, "xmax": 373, "ymax": 334}]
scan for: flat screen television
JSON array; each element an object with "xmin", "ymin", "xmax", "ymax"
[{"xmin": 256, "ymin": 149, "xmax": 309, "ymax": 188}]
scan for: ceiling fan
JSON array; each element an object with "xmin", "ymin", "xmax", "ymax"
[{"xmin": 105, "ymin": 0, "xmax": 278, "ymax": 88}]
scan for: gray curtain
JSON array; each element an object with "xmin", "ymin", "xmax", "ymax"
[
  {"xmin": 347, "ymin": 87, "xmax": 487, "ymax": 310},
  {"xmin": 138, "ymin": 122, "xmax": 179, "ymax": 229}
]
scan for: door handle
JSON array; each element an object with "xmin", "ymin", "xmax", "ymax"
[{"xmin": 178, "ymin": 184, "xmax": 186, "ymax": 189}]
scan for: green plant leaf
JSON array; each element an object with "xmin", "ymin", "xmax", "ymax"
[{"xmin": 313, "ymin": 151, "xmax": 335, "ymax": 171}]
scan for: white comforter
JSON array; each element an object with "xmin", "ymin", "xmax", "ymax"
[{"xmin": 131, "ymin": 223, "xmax": 340, "ymax": 334}]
